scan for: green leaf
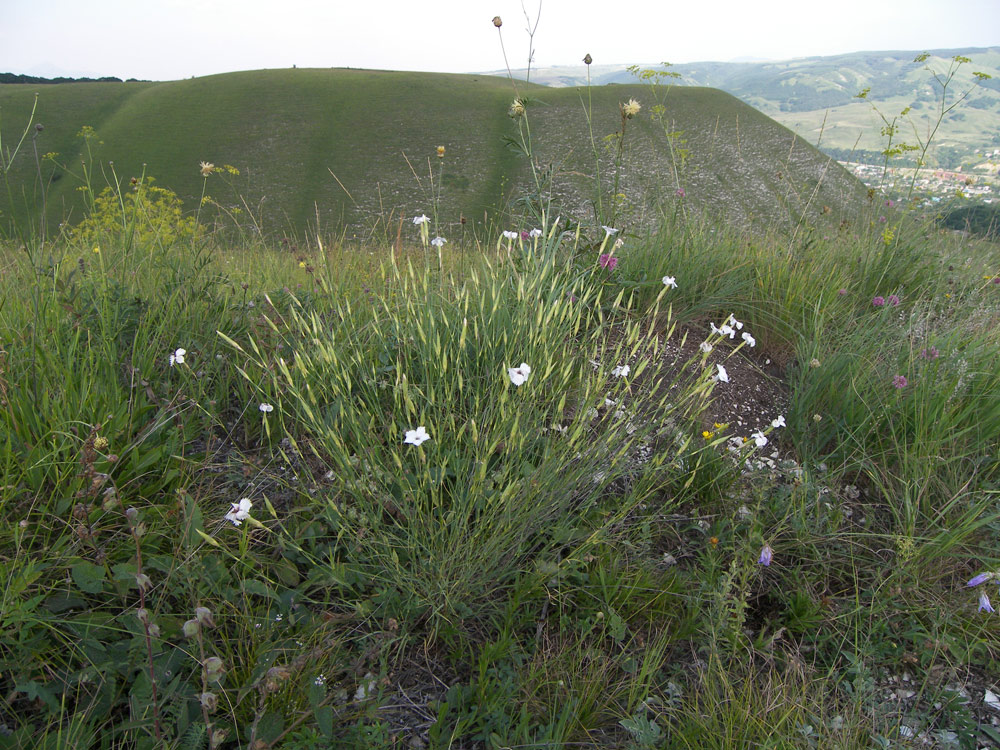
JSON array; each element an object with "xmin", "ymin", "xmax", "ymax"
[
  {"xmin": 71, "ymin": 561, "xmax": 107, "ymax": 594},
  {"xmin": 242, "ymin": 579, "xmax": 276, "ymax": 599},
  {"xmin": 315, "ymin": 705, "xmax": 334, "ymax": 738}
]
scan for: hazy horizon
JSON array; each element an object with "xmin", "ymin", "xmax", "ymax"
[{"xmin": 3, "ymin": 0, "xmax": 998, "ymax": 83}]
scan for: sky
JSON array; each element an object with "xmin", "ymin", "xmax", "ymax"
[{"xmin": 3, "ymin": 0, "xmax": 999, "ymax": 82}]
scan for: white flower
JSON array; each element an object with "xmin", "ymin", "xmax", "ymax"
[
  {"xmin": 412, "ymin": 214, "xmax": 430, "ymax": 225},
  {"xmin": 622, "ymin": 98, "xmax": 641, "ymax": 118},
  {"xmin": 403, "ymin": 426, "xmax": 431, "ymax": 446},
  {"xmin": 508, "ymin": 362, "xmax": 531, "ymax": 386},
  {"xmin": 224, "ymin": 498, "xmax": 253, "ymax": 526},
  {"xmin": 662, "ymin": 276, "xmax": 677, "ymax": 289},
  {"xmin": 601, "ymin": 225, "xmax": 619, "ymax": 237},
  {"xmin": 529, "ymin": 228, "xmax": 543, "ymax": 238},
  {"xmin": 502, "ymin": 230, "xmax": 519, "ymax": 240},
  {"xmin": 431, "ymin": 236, "xmax": 446, "ymax": 247},
  {"xmin": 169, "ymin": 348, "xmax": 186, "ymax": 367},
  {"xmin": 771, "ymin": 415, "xmax": 786, "ymax": 428},
  {"xmin": 699, "ymin": 341, "xmax": 713, "ymax": 354},
  {"xmin": 611, "ymin": 364, "xmax": 630, "ymax": 378},
  {"xmin": 604, "ymin": 397, "xmax": 617, "ymax": 407},
  {"xmin": 741, "ymin": 332, "xmax": 756, "ymax": 347},
  {"xmin": 716, "ymin": 364, "xmax": 729, "ymax": 383},
  {"xmin": 726, "ymin": 315, "xmax": 744, "ymax": 330},
  {"xmin": 751, "ymin": 430, "xmax": 768, "ymax": 447},
  {"xmin": 710, "ymin": 322, "xmax": 736, "ymax": 338},
  {"xmin": 259, "ymin": 403, "xmax": 274, "ymax": 413}
]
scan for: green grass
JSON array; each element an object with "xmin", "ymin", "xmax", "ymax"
[
  {"xmin": 2, "ymin": 48, "xmax": 1000, "ymax": 749},
  {"xmin": 1, "ymin": 195, "xmax": 999, "ymax": 747}
]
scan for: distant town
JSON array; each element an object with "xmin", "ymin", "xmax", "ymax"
[{"xmin": 843, "ymin": 149, "xmax": 1000, "ymax": 206}]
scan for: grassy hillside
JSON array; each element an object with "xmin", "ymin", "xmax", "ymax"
[
  {"xmin": 1, "ymin": 68, "xmax": 864, "ymax": 239},
  {"xmin": 504, "ymin": 47, "xmax": 1000, "ymax": 165}
]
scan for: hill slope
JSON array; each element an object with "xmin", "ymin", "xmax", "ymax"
[
  {"xmin": 1, "ymin": 68, "xmax": 864, "ymax": 238},
  {"xmin": 500, "ymin": 47, "xmax": 1000, "ymax": 166}
]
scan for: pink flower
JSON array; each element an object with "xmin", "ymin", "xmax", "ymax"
[
  {"xmin": 838, "ymin": 288, "xmax": 848, "ymax": 296},
  {"xmin": 520, "ymin": 230, "xmax": 530, "ymax": 241},
  {"xmin": 887, "ymin": 294, "xmax": 901, "ymax": 307},
  {"xmin": 599, "ymin": 253, "xmax": 618, "ymax": 271},
  {"xmin": 675, "ymin": 188, "xmax": 686, "ymax": 198},
  {"xmin": 872, "ymin": 296, "xmax": 885, "ymax": 308},
  {"xmin": 892, "ymin": 375, "xmax": 908, "ymax": 389},
  {"xmin": 920, "ymin": 346, "xmax": 939, "ymax": 360}
]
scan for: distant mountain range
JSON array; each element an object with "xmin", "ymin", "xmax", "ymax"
[{"xmin": 490, "ymin": 47, "xmax": 1000, "ymax": 168}]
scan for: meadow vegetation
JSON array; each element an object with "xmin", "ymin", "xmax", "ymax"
[{"xmin": 1, "ymin": 21, "xmax": 999, "ymax": 750}]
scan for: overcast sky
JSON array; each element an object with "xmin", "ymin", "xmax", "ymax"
[{"xmin": 4, "ymin": 0, "xmax": 998, "ymax": 81}]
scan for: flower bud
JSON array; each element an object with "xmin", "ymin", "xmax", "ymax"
[
  {"xmin": 183, "ymin": 619, "xmax": 201, "ymax": 638},
  {"xmin": 195, "ymin": 606, "xmax": 216, "ymax": 628},
  {"xmin": 125, "ymin": 506, "xmax": 138, "ymax": 522},
  {"xmin": 203, "ymin": 656, "xmax": 225, "ymax": 682},
  {"xmin": 583, "ymin": 53, "xmax": 592, "ymax": 65},
  {"xmin": 135, "ymin": 573, "xmax": 152, "ymax": 592},
  {"xmin": 136, "ymin": 607, "xmax": 150, "ymax": 624},
  {"xmin": 492, "ymin": 15, "xmax": 502, "ymax": 27},
  {"xmin": 147, "ymin": 623, "xmax": 161, "ymax": 638}
]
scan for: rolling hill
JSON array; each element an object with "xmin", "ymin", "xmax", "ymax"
[{"xmin": 0, "ymin": 68, "xmax": 866, "ymax": 239}]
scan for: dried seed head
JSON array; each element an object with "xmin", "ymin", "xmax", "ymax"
[
  {"xmin": 199, "ymin": 692, "xmax": 218, "ymax": 712},
  {"xmin": 583, "ymin": 53, "xmax": 593, "ymax": 65},
  {"xmin": 492, "ymin": 15, "xmax": 502, "ymax": 27},
  {"xmin": 195, "ymin": 606, "xmax": 216, "ymax": 628}
]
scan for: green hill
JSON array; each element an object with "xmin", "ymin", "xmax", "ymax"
[{"xmin": 1, "ymin": 68, "xmax": 865, "ymax": 239}]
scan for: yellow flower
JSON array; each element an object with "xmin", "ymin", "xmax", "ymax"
[
  {"xmin": 623, "ymin": 98, "xmax": 641, "ymax": 119},
  {"xmin": 702, "ymin": 431, "xmax": 714, "ymax": 440},
  {"xmin": 508, "ymin": 99, "xmax": 525, "ymax": 118},
  {"xmin": 436, "ymin": 146, "xmax": 446, "ymax": 158},
  {"xmin": 298, "ymin": 261, "xmax": 306, "ymax": 268},
  {"xmin": 199, "ymin": 161, "xmax": 215, "ymax": 177},
  {"xmin": 93, "ymin": 246, "xmax": 100, "ymax": 254},
  {"xmin": 713, "ymin": 422, "xmax": 727, "ymax": 430}
]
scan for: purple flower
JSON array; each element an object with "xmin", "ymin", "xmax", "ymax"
[
  {"xmin": 885, "ymin": 199, "xmax": 895, "ymax": 207},
  {"xmin": 892, "ymin": 375, "xmax": 908, "ymax": 389},
  {"xmin": 967, "ymin": 572, "xmax": 992, "ymax": 587},
  {"xmin": 878, "ymin": 216, "xmax": 887, "ymax": 223},
  {"xmin": 872, "ymin": 296, "xmax": 885, "ymax": 307},
  {"xmin": 520, "ymin": 230, "xmax": 530, "ymax": 241},
  {"xmin": 992, "ymin": 276, "xmax": 1000, "ymax": 285},
  {"xmin": 979, "ymin": 592, "xmax": 994, "ymax": 613},
  {"xmin": 887, "ymin": 294, "xmax": 901, "ymax": 307},
  {"xmin": 675, "ymin": 188, "xmax": 685, "ymax": 198},
  {"xmin": 838, "ymin": 288, "xmax": 848, "ymax": 296},
  {"xmin": 758, "ymin": 545, "xmax": 773, "ymax": 566},
  {"xmin": 599, "ymin": 253, "xmax": 618, "ymax": 271},
  {"xmin": 920, "ymin": 346, "xmax": 939, "ymax": 360}
]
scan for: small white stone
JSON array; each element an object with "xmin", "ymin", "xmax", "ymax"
[{"xmin": 985, "ymin": 689, "xmax": 1000, "ymax": 712}]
